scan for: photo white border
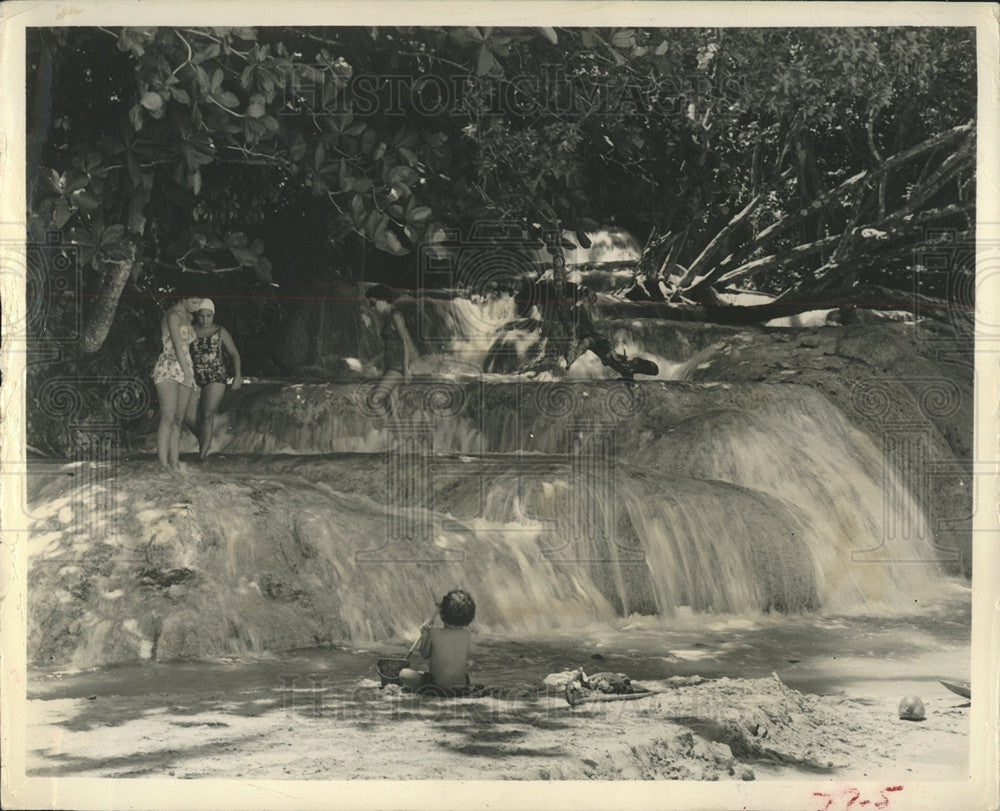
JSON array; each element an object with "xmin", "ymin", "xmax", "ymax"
[{"xmin": 2, "ymin": 3, "xmax": 997, "ymax": 809}]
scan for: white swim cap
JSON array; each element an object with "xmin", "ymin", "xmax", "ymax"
[{"xmin": 198, "ymin": 298, "xmax": 215, "ymax": 314}]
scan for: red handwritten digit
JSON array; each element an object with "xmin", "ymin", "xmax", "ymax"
[
  {"xmin": 813, "ymin": 792, "xmax": 834, "ymax": 811},
  {"xmin": 875, "ymin": 785, "xmax": 903, "ymax": 809},
  {"xmin": 845, "ymin": 788, "xmax": 861, "ymax": 808}
]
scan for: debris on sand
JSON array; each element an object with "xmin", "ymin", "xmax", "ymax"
[
  {"xmin": 27, "ymin": 669, "xmax": 966, "ymax": 781},
  {"xmin": 898, "ymin": 695, "xmax": 926, "ymax": 721}
]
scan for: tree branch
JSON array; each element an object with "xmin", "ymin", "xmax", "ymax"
[
  {"xmin": 883, "ymin": 136, "xmax": 974, "ymax": 223},
  {"xmin": 171, "ymin": 31, "xmax": 194, "ymax": 77},
  {"xmin": 594, "ymin": 284, "xmax": 958, "ymax": 327},
  {"xmin": 713, "ymin": 201, "xmax": 974, "ymax": 288},
  {"xmin": 743, "ymin": 120, "xmax": 973, "ymax": 256},
  {"xmin": 670, "ymin": 188, "xmax": 770, "ymax": 297}
]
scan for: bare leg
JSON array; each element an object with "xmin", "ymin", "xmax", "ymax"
[
  {"xmin": 184, "ymin": 386, "xmax": 202, "ymax": 438},
  {"xmin": 170, "ymin": 384, "xmax": 195, "ymax": 469},
  {"xmin": 371, "ymin": 370, "xmax": 403, "ymax": 418},
  {"xmin": 155, "ymin": 381, "xmax": 183, "ymax": 470},
  {"xmin": 198, "ymin": 382, "xmax": 226, "ymax": 459}
]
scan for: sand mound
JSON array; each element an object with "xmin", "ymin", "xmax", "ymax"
[{"xmin": 28, "ymin": 670, "xmax": 966, "ymax": 781}]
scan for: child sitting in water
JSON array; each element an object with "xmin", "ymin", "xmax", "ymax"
[{"xmin": 399, "ymin": 589, "xmax": 475, "ymax": 695}]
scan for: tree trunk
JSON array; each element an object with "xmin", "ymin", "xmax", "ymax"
[
  {"xmin": 713, "ymin": 201, "xmax": 972, "ymax": 290},
  {"xmin": 79, "ymin": 263, "xmax": 132, "ymax": 353},
  {"xmin": 737, "ymin": 121, "xmax": 972, "ymax": 259},
  {"xmin": 548, "ymin": 222, "xmax": 567, "ymax": 287},
  {"xmin": 26, "ymin": 44, "xmax": 54, "ymax": 203},
  {"xmin": 704, "ymin": 284, "xmax": 956, "ymax": 325},
  {"xmin": 675, "ymin": 123, "xmax": 974, "ymax": 301},
  {"xmin": 635, "ymin": 226, "xmax": 674, "ymax": 279},
  {"xmin": 353, "ymin": 232, "xmax": 367, "ymax": 284},
  {"xmin": 597, "ymin": 284, "xmax": 955, "ymax": 328},
  {"xmin": 883, "ymin": 136, "xmax": 974, "ymax": 223},
  {"xmin": 79, "ymin": 183, "xmax": 150, "ymax": 353},
  {"xmin": 670, "ymin": 188, "xmax": 770, "ymax": 297}
]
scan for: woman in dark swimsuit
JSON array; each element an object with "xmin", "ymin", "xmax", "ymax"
[
  {"xmin": 365, "ymin": 284, "xmax": 417, "ymax": 415},
  {"xmin": 186, "ymin": 299, "xmax": 242, "ymax": 459}
]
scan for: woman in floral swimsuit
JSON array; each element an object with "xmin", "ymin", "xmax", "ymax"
[
  {"xmin": 153, "ymin": 297, "xmax": 202, "ymax": 471},
  {"xmin": 186, "ymin": 299, "xmax": 242, "ymax": 459}
]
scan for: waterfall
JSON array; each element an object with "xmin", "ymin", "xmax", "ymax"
[
  {"xmin": 90, "ymin": 378, "xmax": 939, "ymax": 666},
  {"xmin": 31, "ymin": 380, "xmax": 941, "ymax": 665},
  {"xmin": 406, "ymin": 294, "xmax": 518, "ymax": 374},
  {"xmin": 29, "ymin": 258, "xmax": 955, "ymax": 666},
  {"xmin": 344, "ymin": 229, "xmax": 656, "ymax": 379}
]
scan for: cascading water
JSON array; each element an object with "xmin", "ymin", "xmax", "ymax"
[
  {"xmin": 382, "ymin": 293, "xmax": 693, "ymax": 381},
  {"xmin": 403, "ymin": 293, "xmax": 518, "ymax": 374},
  {"xmin": 348, "ymin": 229, "xmax": 669, "ymax": 380},
  {"xmin": 627, "ymin": 386, "xmax": 941, "ymax": 609},
  {"xmin": 33, "ymin": 367, "xmax": 944, "ymax": 665},
  {"xmin": 27, "ymin": 468, "xmax": 621, "ymax": 665},
  {"xmin": 30, "ymin": 249, "xmax": 956, "ymax": 666}
]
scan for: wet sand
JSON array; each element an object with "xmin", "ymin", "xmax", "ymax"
[{"xmin": 27, "ymin": 608, "xmax": 970, "ymax": 782}]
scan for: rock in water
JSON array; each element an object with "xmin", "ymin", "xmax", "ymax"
[{"xmin": 898, "ymin": 695, "xmax": 926, "ymax": 721}]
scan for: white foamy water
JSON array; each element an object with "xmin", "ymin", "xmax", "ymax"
[{"xmin": 30, "ymin": 258, "xmax": 959, "ymax": 666}]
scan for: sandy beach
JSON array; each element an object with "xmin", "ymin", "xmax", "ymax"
[{"xmin": 27, "ymin": 613, "xmax": 970, "ymax": 782}]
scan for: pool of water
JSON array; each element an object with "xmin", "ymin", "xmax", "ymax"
[{"xmin": 30, "ymin": 580, "xmax": 970, "ymax": 704}]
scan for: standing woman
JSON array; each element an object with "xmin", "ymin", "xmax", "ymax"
[
  {"xmin": 365, "ymin": 284, "xmax": 417, "ymax": 414},
  {"xmin": 187, "ymin": 299, "xmax": 242, "ymax": 459},
  {"xmin": 152, "ymin": 297, "xmax": 202, "ymax": 471}
]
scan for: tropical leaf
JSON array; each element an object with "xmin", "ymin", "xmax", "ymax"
[
  {"xmin": 100, "ymin": 224, "xmax": 126, "ymax": 246},
  {"xmin": 374, "ymin": 226, "xmax": 408, "ymax": 255},
  {"xmin": 406, "ymin": 206, "xmax": 432, "ymax": 223},
  {"xmin": 537, "ymin": 27, "xmax": 558, "ymax": 45},
  {"xmin": 476, "ymin": 46, "xmax": 498, "ymax": 77}
]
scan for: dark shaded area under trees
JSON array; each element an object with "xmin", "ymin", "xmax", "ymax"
[{"xmin": 24, "ymin": 25, "xmax": 976, "ymax": 448}]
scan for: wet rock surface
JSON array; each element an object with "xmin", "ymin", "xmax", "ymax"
[{"xmin": 685, "ymin": 323, "xmax": 972, "ymax": 575}]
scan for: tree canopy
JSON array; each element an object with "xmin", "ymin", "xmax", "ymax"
[{"xmin": 26, "ymin": 25, "xmax": 976, "ymax": 356}]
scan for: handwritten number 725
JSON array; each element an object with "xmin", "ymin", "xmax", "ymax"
[{"xmin": 814, "ymin": 786, "xmax": 904, "ymax": 811}]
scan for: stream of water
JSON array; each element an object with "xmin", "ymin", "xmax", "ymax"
[{"xmin": 29, "ymin": 285, "xmax": 968, "ymax": 681}]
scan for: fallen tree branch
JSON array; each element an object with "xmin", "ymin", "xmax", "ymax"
[
  {"xmin": 566, "ymin": 687, "xmax": 664, "ymax": 706},
  {"xmin": 714, "ymin": 201, "xmax": 973, "ymax": 288},
  {"xmin": 883, "ymin": 136, "xmax": 974, "ymax": 224},
  {"xmin": 596, "ymin": 284, "xmax": 959, "ymax": 327},
  {"xmin": 661, "ymin": 223, "xmax": 691, "ymax": 280},
  {"xmin": 670, "ymin": 185, "xmax": 774, "ymax": 297},
  {"xmin": 730, "ymin": 120, "xmax": 973, "ymax": 260}
]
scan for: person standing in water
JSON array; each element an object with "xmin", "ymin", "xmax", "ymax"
[
  {"xmin": 365, "ymin": 284, "xmax": 418, "ymax": 415},
  {"xmin": 186, "ymin": 299, "xmax": 242, "ymax": 460},
  {"xmin": 152, "ymin": 297, "xmax": 202, "ymax": 471}
]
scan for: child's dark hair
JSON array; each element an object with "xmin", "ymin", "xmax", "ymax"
[
  {"xmin": 439, "ymin": 589, "xmax": 475, "ymax": 627},
  {"xmin": 365, "ymin": 283, "xmax": 397, "ymax": 303}
]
